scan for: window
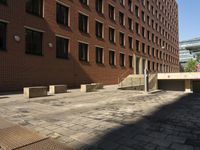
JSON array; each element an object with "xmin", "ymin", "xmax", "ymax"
[
  {"xmin": 136, "ymin": 40, "xmax": 140, "ymax": 52},
  {"xmin": 142, "ymin": 27, "xmax": 145, "ymax": 38},
  {"xmin": 79, "ymin": 13, "xmax": 88, "ymax": 33},
  {"xmin": 119, "ymin": 12, "xmax": 124, "ymax": 26},
  {"xmin": 129, "ymin": 55, "xmax": 133, "ymax": 68},
  {"xmin": 119, "ymin": 32, "xmax": 125, "ymax": 47},
  {"xmin": 80, "ymin": 0, "xmax": 88, "ymax": 6},
  {"xmin": 109, "ymin": 4, "xmax": 115, "ymax": 21},
  {"xmin": 56, "ymin": 3, "xmax": 69, "ymax": 26},
  {"xmin": 109, "ymin": 27, "xmax": 115, "ymax": 43},
  {"xmin": 135, "ymin": 5, "xmax": 139, "ymax": 18},
  {"xmin": 25, "ymin": 29, "xmax": 43, "ymax": 55},
  {"xmin": 0, "ymin": 22, "xmax": 6, "ymax": 51},
  {"xmin": 96, "ymin": 0, "xmax": 103, "ymax": 13},
  {"xmin": 128, "ymin": 17, "xmax": 133, "ymax": 31},
  {"xmin": 142, "ymin": 0, "xmax": 145, "ymax": 6},
  {"xmin": 79, "ymin": 42, "xmax": 88, "ymax": 62},
  {"xmin": 142, "ymin": 11, "xmax": 145, "ymax": 22},
  {"xmin": 96, "ymin": 47, "xmax": 103, "ymax": 64},
  {"xmin": 96, "ymin": 21, "xmax": 103, "ymax": 38},
  {"xmin": 120, "ymin": 53, "xmax": 125, "ymax": 67},
  {"xmin": 142, "ymin": 43, "xmax": 145, "ymax": 53},
  {"xmin": 0, "ymin": 0, "xmax": 6, "ymax": 4},
  {"xmin": 119, "ymin": 0, "xmax": 125, "ymax": 6},
  {"xmin": 26, "ymin": 0, "xmax": 43, "ymax": 17},
  {"xmin": 128, "ymin": 0, "xmax": 132, "ymax": 12},
  {"xmin": 109, "ymin": 50, "xmax": 115, "ymax": 66},
  {"xmin": 147, "ymin": 45, "xmax": 150, "ymax": 55},
  {"xmin": 135, "ymin": 23, "xmax": 140, "ymax": 35},
  {"xmin": 56, "ymin": 36, "xmax": 69, "ymax": 59},
  {"xmin": 128, "ymin": 36, "xmax": 133, "ymax": 49}
]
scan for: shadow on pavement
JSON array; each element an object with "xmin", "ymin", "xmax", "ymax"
[{"xmin": 83, "ymin": 93, "xmax": 200, "ymax": 150}]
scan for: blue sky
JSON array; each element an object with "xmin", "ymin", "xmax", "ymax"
[{"xmin": 177, "ymin": 0, "xmax": 200, "ymax": 41}]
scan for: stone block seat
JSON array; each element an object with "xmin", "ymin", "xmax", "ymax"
[
  {"xmin": 49, "ymin": 85, "xmax": 67, "ymax": 94},
  {"xmin": 81, "ymin": 83, "xmax": 104, "ymax": 92},
  {"xmin": 24, "ymin": 86, "xmax": 48, "ymax": 98}
]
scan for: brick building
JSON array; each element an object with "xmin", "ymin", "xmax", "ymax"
[{"xmin": 0, "ymin": 0, "xmax": 179, "ymax": 92}]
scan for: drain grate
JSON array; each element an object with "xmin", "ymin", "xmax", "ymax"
[
  {"xmin": 0, "ymin": 117, "xmax": 15, "ymax": 129},
  {"xmin": 0, "ymin": 126, "xmax": 47, "ymax": 150},
  {"xmin": 15, "ymin": 139, "xmax": 74, "ymax": 150}
]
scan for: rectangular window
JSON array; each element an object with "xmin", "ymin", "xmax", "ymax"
[
  {"xmin": 79, "ymin": 13, "xmax": 88, "ymax": 33},
  {"xmin": 129, "ymin": 55, "xmax": 133, "ymax": 68},
  {"xmin": 0, "ymin": 22, "xmax": 7, "ymax": 51},
  {"xmin": 142, "ymin": 43, "xmax": 145, "ymax": 53},
  {"xmin": 135, "ymin": 5, "xmax": 139, "ymax": 18},
  {"xmin": 26, "ymin": 0, "xmax": 43, "ymax": 17},
  {"xmin": 96, "ymin": 47, "xmax": 103, "ymax": 64},
  {"xmin": 120, "ymin": 53, "xmax": 125, "ymax": 67},
  {"xmin": 119, "ymin": 0, "xmax": 125, "ymax": 6},
  {"xmin": 56, "ymin": 36, "xmax": 69, "ymax": 59},
  {"xmin": 25, "ymin": 29, "xmax": 43, "ymax": 55},
  {"xmin": 136, "ymin": 23, "xmax": 140, "ymax": 35},
  {"xmin": 56, "ymin": 3, "xmax": 69, "ymax": 26},
  {"xmin": 79, "ymin": 42, "xmax": 88, "ymax": 62},
  {"xmin": 109, "ymin": 4, "xmax": 115, "ymax": 21},
  {"xmin": 128, "ymin": 17, "xmax": 133, "ymax": 31},
  {"xmin": 142, "ymin": 11, "xmax": 145, "ymax": 22},
  {"xmin": 119, "ymin": 11, "xmax": 124, "ymax": 26},
  {"xmin": 128, "ymin": 36, "xmax": 133, "ymax": 50},
  {"xmin": 109, "ymin": 50, "xmax": 115, "ymax": 66},
  {"xmin": 96, "ymin": 0, "xmax": 103, "ymax": 13},
  {"xmin": 109, "ymin": 27, "xmax": 115, "ymax": 43},
  {"xmin": 128, "ymin": 0, "xmax": 132, "ymax": 12},
  {"xmin": 96, "ymin": 21, "xmax": 103, "ymax": 38},
  {"xmin": 0, "ymin": 0, "xmax": 6, "ymax": 4},
  {"xmin": 80, "ymin": 0, "xmax": 88, "ymax": 5},
  {"xmin": 136, "ymin": 40, "xmax": 140, "ymax": 52},
  {"xmin": 119, "ymin": 32, "xmax": 125, "ymax": 47},
  {"xmin": 142, "ymin": 27, "xmax": 145, "ymax": 38}
]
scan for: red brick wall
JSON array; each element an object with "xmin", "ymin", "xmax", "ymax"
[{"xmin": 0, "ymin": 0, "xmax": 179, "ymax": 92}]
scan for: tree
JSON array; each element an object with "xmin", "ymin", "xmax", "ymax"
[
  {"xmin": 184, "ymin": 59, "xmax": 198, "ymax": 72},
  {"xmin": 196, "ymin": 53, "xmax": 200, "ymax": 63}
]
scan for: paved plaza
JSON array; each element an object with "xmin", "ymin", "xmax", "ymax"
[{"xmin": 0, "ymin": 86, "xmax": 200, "ymax": 150}]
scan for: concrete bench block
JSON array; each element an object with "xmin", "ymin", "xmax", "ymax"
[
  {"xmin": 91, "ymin": 83, "xmax": 104, "ymax": 89},
  {"xmin": 81, "ymin": 84, "xmax": 97, "ymax": 93},
  {"xmin": 49, "ymin": 85, "xmax": 67, "ymax": 94},
  {"xmin": 24, "ymin": 86, "xmax": 48, "ymax": 98}
]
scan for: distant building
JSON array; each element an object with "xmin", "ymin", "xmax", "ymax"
[{"xmin": 179, "ymin": 37, "xmax": 200, "ymax": 68}]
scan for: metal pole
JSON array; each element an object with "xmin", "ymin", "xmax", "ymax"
[{"xmin": 144, "ymin": 68, "xmax": 149, "ymax": 93}]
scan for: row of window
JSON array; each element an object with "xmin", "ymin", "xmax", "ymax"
[
  {"xmin": 0, "ymin": 19, "xmax": 178, "ymax": 66},
  {"xmin": 0, "ymin": 0, "xmax": 178, "ymax": 55}
]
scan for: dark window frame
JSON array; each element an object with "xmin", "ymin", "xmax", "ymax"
[
  {"xmin": 56, "ymin": 3, "xmax": 69, "ymax": 27},
  {"xmin": 0, "ymin": 22, "xmax": 7, "ymax": 51},
  {"xmin": 79, "ymin": 13, "xmax": 88, "ymax": 33},
  {"xmin": 26, "ymin": 0, "xmax": 43, "ymax": 17},
  {"xmin": 120, "ymin": 53, "xmax": 125, "ymax": 67},
  {"xmin": 96, "ymin": 47, "xmax": 103, "ymax": 64},
  {"xmin": 79, "ymin": 42, "xmax": 88, "ymax": 62},
  {"xmin": 56, "ymin": 36, "xmax": 69, "ymax": 59},
  {"xmin": 109, "ymin": 50, "xmax": 115, "ymax": 66},
  {"xmin": 25, "ymin": 28, "xmax": 43, "ymax": 56}
]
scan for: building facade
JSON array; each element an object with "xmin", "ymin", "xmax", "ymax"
[
  {"xmin": 179, "ymin": 37, "xmax": 200, "ymax": 68},
  {"xmin": 0, "ymin": 0, "xmax": 179, "ymax": 92}
]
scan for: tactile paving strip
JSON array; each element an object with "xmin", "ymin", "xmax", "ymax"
[
  {"xmin": 0, "ymin": 117, "xmax": 15, "ymax": 129},
  {"xmin": 16, "ymin": 139, "xmax": 74, "ymax": 150},
  {"xmin": 0, "ymin": 126, "xmax": 47, "ymax": 150}
]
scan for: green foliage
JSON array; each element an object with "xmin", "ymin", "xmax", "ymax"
[
  {"xmin": 184, "ymin": 59, "xmax": 198, "ymax": 72},
  {"xmin": 196, "ymin": 53, "xmax": 200, "ymax": 63}
]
